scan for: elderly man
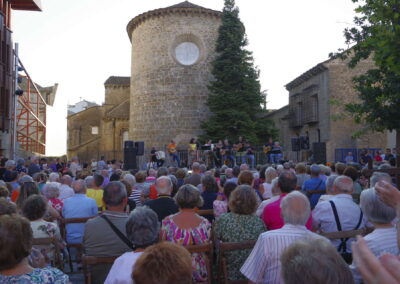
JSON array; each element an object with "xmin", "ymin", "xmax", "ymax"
[
  {"xmin": 28, "ymin": 156, "xmax": 41, "ymax": 176},
  {"xmin": 241, "ymin": 191, "xmax": 326, "ymax": 284},
  {"xmin": 313, "ymin": 176, "xmax": 367, "ymax": 262},
  {"xmin": 2, "ymin": 160, "xmax": 16, "ymax": 182},
  {"xmin": 226, "ymin": 166, "xmax": 240, "ymax": 184},
  {"xmin": 302, "ymin": 164, "xmax": 326, "ymax": 209},
  {"xmin": 84, "ymin": 181, "xmax": 131, "ymax": 283},
  {"xmin": 69, "ymin": 156, "xmax": 81, "ymax": 178},
  {"xmin": 144, "ymin": 176, "xmax": 179, "ymax": 221},
  {"xmin": 48, "ymin": 172, "xmax": 61, "ymax": 185},
  {"xmin": 184, "ymin": 162, "xmax": 202, "ymax": 187},
  {"xmin": 317, "ymin": 175, "xmax": 338, "ymax": 204},
  {"xmin": 62, "ymin": 180, "xmax": 98, "ymax": 244},
  {"xmin": 59, "ymin": 175, "xmax": 74, "ymax": 200},
  {"xmin": 86, "ymin": 174, "xmax": 105, "ymax": 210},
  {"xmin": 263, "ymin": 171, "xmax": 312, "ymax": 230}
]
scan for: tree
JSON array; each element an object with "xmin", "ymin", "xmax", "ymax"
[
  {"xmin": 331, "ymin": 0, "xmax": 400, "ymax": 166},
  {"xmin": 201, "ymin": 0, "xmax": 275, "ymax": 144}
]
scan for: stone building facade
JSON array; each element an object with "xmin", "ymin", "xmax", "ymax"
[
  {"xmin": 127, "ymin": 1, "xmax": 221, "ymax": 149},
  {"xmin": 266, "ymin": 57, "xmax": 389, "ymax": 163}
]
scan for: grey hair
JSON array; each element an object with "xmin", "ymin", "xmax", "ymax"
[
  {"xmin": 175, "ymin": 184, "xmax": 204, "ymax": 209},
  {"xmin": 123, "ymin": 174, "xmax": 136, "ymax": 187},
  {"xmin": 84, "ymin": 176, "xmax": 94, "ymax": 188},
  {"xmin": 360, "ymin": 188, "xmax": 396, "ymax": 224},
  {"xmin": 17, "ymin": 158, "xmax": 25, "ymax": 167},
  {"xmin": 5, "ymin": 160, "xmax": 16, "ymax": 168},
  {"xmin": 281, "ymin": 191, "xmax": 310, "ymax": 225},
  {"xmin": 271, "ymin": 177, "xmax": 280, "ymax": 196},
  {"xmin": 103, "ymin": 181, "xmax": 127, "ymax": 206},
  {"xmin": 48, "ymin": 172, "xmax": 60, "ymax": 182},
  {"xmin": 43, "ymin": 182, "xmax": 60, "ymax": 199},
  {"xmin": 72, "ymin": 179, "xmax": 87, "ymax": 193},
  {"xmin": 378, "ymin": 163, "xmax": 392, "ymax": 170},
  {"xmin": 168, "ymin": 174, "xmax": 178, "ymax": 185},
  {"xmin": 156, "ymin": 176, "xmax": 172, "ymax": 195},
  {"xmin": 370, "ymin": 172, "xmax": 391, "ymax": 187},
  {"xmin": 240, "ymin": 164, "xmax": 249, "ymax": 171},
  {"xmin": 265, "ymin": 167, "xmax": 278, "ymax": 183},
  {"xmin": 325, "ymin": 175, "xmax": 338, "ymax": 194},
  {"xmin": 18, "ymin": 175, "xmax": 33, "ymax": 185},
  {"xmin": 333, "ymin": 176, "xmax": 353, "ymax": 193},
  {"xmin": 126, "ymin": 206, "xmax": 160, "ymax": 248}
]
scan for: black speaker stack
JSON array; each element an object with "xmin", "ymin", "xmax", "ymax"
[{"xmin": 123, "ymin": 140, "xmax": 144, "ymax": 170}]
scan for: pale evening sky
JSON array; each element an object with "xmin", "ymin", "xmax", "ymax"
[{"xmin": 12, "ymin": 0, "xmax": 357, "ymax": 156}]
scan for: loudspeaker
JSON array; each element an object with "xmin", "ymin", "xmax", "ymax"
[
  {"xmin": 312, "ymin": 142, "xmax": 326, "ymax": 163},
  {"xmin": 300, "ymin": 136, "xmax": 310, "ymax": 150},
  {"xmin": 124, "ymin": 140, "xmax": 134, "ymax": 149},
  {"xmin": 135, "ymin": 141, "xmax": 145, "ymax": 156},
  {"xmin": 124, "ymin": 147, "xmax": 137, "ymax": 170},
  {"xmin": 291, "ymin": 138, "xmax": 300, "ymax": 152}
]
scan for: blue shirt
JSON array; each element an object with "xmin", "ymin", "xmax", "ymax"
[
  {"xmin": 302, "ymin": 177, "xmax": 326, "ymax": 208},
  {"xmin": 62, "ymin": 194, "xmax": 98, "ymax": 244}
]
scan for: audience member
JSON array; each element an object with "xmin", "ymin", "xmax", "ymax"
[
  {"xmin": 28, "ymin": 157, "xmax": 41, "ymax": 176},
  {"xmin": 59, "ymin": 175, "xmax": 74, "ymax": 200},
  {"xmin": 256, "ymin": 177, "xmax": 280, "ymax": 217},
  {"xmin": 343, "ymin": 166, "xmax": 363, "ymax": 203},
  {"xmin": 129, "ymin": 171, "xmax": 148, "ymax": 207},
  {"xmin": 184, "ymin": 162, "xmax": 202, "ymax": 186},
  {"xmin": 302, "ymin": 164, "xmax": 326, "ymax": 208},
  {"xmin": 43, "ymin": 182, "xmax": 63, "ymax": 215},
  {"xmin": 261, "ymin": 167, "xmax": 278, "ymax": 199},
  {"xmin": 317, "ymin": 174, "xmax": 338, "ymax": 204},
  {"xmin": 213, "ymin": 181, "xmax": 236, "ymax": 218},
  {"xmin": 200, "ymin": 175, "xmax": 218, "ymax": 222},
  {"xmin": 86, "ymin": 174, "xmax": 105, "ymax": 210},
  {"xmin": 295, "ymin": 163, "xmax": 310, "ymax": 189},
  {"xmin": 226, "ymin": 166, "xmax": 240, "ymax": 184}
]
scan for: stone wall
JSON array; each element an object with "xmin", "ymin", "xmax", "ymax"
[
  {"xmin": 129, "ymin": 12, "xmax": 221, "ymax": 149},
  {"xmin": 105, "ymin": 85, "xmax": 130, "ymax": 106}
]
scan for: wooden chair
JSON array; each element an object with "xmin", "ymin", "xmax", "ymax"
[
  {"xmin": 82, "ymin": 255, "xmax": 118, "ymax": 284},
  {"xmin": 305, "ymin": 189, "xmax": 326, "ymax": 198},
  {"xmin": 217, "ymin": 240, "xmax": 257, "ymax": 284},
  {"xmin": 185, "ymin": 243, "xmax": 213, "ymax": 284},
  {"xmin": 320, "ymin": 228, "xmax": 367, "ymax": 239},
  {"xmin": 32, "ymin": 237, "xmax": 63, "ymax": 270},
  {"xmin": 197, "ymin": 209, "xmax": 214, "ymax": 216},
  {"xmin": 60, "ymin": 217, "xmax": 96, "ymax": 272}
]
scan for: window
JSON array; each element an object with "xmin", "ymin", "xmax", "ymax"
[
  {"xmin": 91, "ymin": 126, "xmax": 99, "ymax": 135},
  {"xmin": 175, "ymin": 42, "xmax": 200, "ymax": 66}
]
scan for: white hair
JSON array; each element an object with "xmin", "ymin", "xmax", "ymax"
[
  {"xmin": 265, "ymin": 167, "xmax": 278, "ymax": 183},
  {"xmin": 43, "ymin": 182, "xmax": 60, "ymax": 199},
  {"xmin": 48, "ymin": 172, "xmax": 60, "ymax": 182},
  {"xmin": 370, "ymin": 172, "xmax": 391, "ymax": 187},
  {"xmin": 325, "ymin": 175, "xmax": 338, "ymax": 194},
  {"xmin": 84, "ymin": 176, "xmax": 94, "ymax": 188},
  {"xmin": 5, "ymin": 160, "xmax": 16, "ymax": 168},
  {"xmin": 271, "ymin": 177, "xmax": 280, "ymax": 196},
  {"xmin": 156, "ymin": 176, "xmax": 172, "ymax": 195},
  {"xmin": 281, "ymin": 191, "xmax": 310, "ymax": 225},
  {"xmin": 361, "ymin": 188, "xmax": 396, "ymax": 224},
  {"xmin": 123, "ymin": 174, "xmax": 136, "ymax": 187},
  {"xmin": 333, "ymin": 176, "xmax": 353, "ymax": 193}
]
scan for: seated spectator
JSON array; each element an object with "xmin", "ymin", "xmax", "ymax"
[
  {"xmin": 253, "ymin": 165, "xmax": 267, "ymax": 191},
  {"xmin": 144, "ymin": 176, "xmax": 179, "ymax": 222},
  {"xmin": 132, "ymin": 242, "xmax": 192, "ymax": 284},
  {"xmin": 144, "ymin": 168, "xmax": 156, "ymax": 185},
  {"xmin": 261, "ymin": 167, "xmax": 278, "ymax": 199},
  {"xmin": 28, "ymin": 157, "xmax": 41, "ymax": 176},
  {"xmin": 281, "ymin": 238, "xmax": 353, "ymax": 284},
  {"xmin": 43, "ymin": 182, "xmax": 63, "ymax": 215},
  {"xmin": 175, "ymin": 168, "xmax": 186, "ymax": 189},
  {"xmin": 313, "ymin": 176, "xmax": 366, "ymax": 263},
  {"xmin": 84, "ymin": 181, "xmax": 131, "ymax": 283},
  {"xmin": 16, "ymin": 158, "xmax": 27, "ymax": 174},
  {"xmin": 33, "ymin": 172, "xmax": 48, "ymax": 193},
  {"xmin": 226, "ymin": 166, "xmax": 240, "ymax": 184},
  {"xmin": 0, "ymin": 185, "xmax": 10, "ymax": 200},
  {"xmin": 184, "ymin": 162, "xmax": 202, "ymax": 186},
  {"xmin": 200, "ymin": 175, "xmax": 218, "ymax": 222},
  {"xmin": 148, "ymin": 168, "xmax": 169, "ymax": 201},
  {"xmin": 160, "ymin": 184, "xmax": 211, "ymax": 283},
  {"xmin": 350, "ymin": 188, "xmax": 398, "ymax": 283},
  {"xmin": 86, "ymin": 174, "xmax": 105, "ymax": 210},
  {"xmin": 122, "ymin": 173, "xmax": 136, "ymax": 189},
  {"xmin": 344, "ymin": 166, "xmax": 363, "ymax": 203},
  {"xmin": 0, "ymin": 214, "xmax": 69, "ymax": 283},
  {"xmin": 317, "ymin": 175, "xmax": 338, "ymax": 204},
  {"xmin": 105, "ymin": 206, "xmax": 160, "ymax": 284},
  {"xmin": 22, "ymin": 195, "xmax": 64, "ymax": 265},
  {"xmin": 295, "ymin": 163, "xmax": 310, "ymax": 189},
  {"xmin": 263, "ymin": 171, "xmax": 312, "ymax": 230},
  {"xmin": 129, "ymin": 171, "xmax": 148, "ymax": 207},
  {"xmin": 62, "ymin": 180, "xmax": 97, "ymax": 244},
  {"xmin": 213, "ymin": 182, "xmax": 237, "ymax": 218},
  {"xmin": 256, "ymin": 177, "xmax": 280, "ymax": 217},
  {"xmin": 0, "ymin": 198, "xmax": 17, "ymax": 215},
  {"xmin": 6, "ymin": 170, "xmax": 19, "ymax": 196},
  {"xmin": 302, "ymin": 164, "xmax": 326, "ymax": 209},
  {"xmin": 238, "ymin": 170, "xmax": 263, "ymax": 201},
  {"xmin": 214, "ymin": 185, "xmax": 266, "ymax": 281},
  {"xmin": 3, "ymin": 160, "xmax": 16, "ymax": 182},
  {"xmin": 335, "ymin": 162, "xmax": 346, "ymax": 175},
  {"xmin": 241, "ymin": 191, "xmax": 325, "ymax": 283},
  {"xmin": 16, "ymin": 182, "xmax": 40, "ymax": 212},
  {"xmin": 120, "ymin": 179, "xmax": 136, "ymax": 212},
  {"xmin": 48, "ymin": 172, "xmax": 61, "ymax": 184},
  {"xmin": 59, "ymin": 175, "xmax": 74, "ymax": 200}
]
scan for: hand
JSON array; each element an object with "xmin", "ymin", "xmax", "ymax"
[
  {"xmin": 352, "ymin": 236, "xmax": 400, "ymax": 284},
  {"xmin": 375, "ymin": 181, "xmax": 400, "ymax": 209}
]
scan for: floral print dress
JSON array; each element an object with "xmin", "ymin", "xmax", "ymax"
[
  {"xmin": 214, "ymin": 213, "xmax": 266, "ymax": 280},
  {"xmin": 0, "ymin": 267, "xmax": 68, "ymax": 283},
  {"xmin": 161, "ymin": 214, "xmax": 211, "ymax": 283}
]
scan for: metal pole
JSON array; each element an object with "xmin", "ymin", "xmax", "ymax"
[{"xmin": 12, "ymin": 42, "xmax": 19, "ymax": 160}]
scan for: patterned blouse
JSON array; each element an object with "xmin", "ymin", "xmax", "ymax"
[
  {"xmin": 0, "ymin": 267, "xmax": 68, "ymax": 283},
  {"xmin": 214, "ymin": 213, "xmax": 266, "ymax": 280},
  {"xmin": 160, "ymin": 214, "xmax": 211, "ymax": 283}
]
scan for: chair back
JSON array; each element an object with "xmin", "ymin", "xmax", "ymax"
[
  {"xmin": 197, "ymin": 209, "xmax": 214, "ymax": 216},
  {"xmin": 185, "ymin": 243, "xmax": 213, "ymax": 284},
  {"xmin": 305, "ymin": 190, "xmax": 326, "ymax": 198},
  {"xmin": 60, "ymin": 216, "xmax": 96, "ymax": 242},
  {"xmin": 82, "ymin": 255, "xmax": 118, "ymax": 284},
  {"xmin": 32, "ymin": 237, "xmax": 63, "ymax": 270},
  {"xmin": 320, "ymin": 228, "xmax": 366, "ymax": 239}
]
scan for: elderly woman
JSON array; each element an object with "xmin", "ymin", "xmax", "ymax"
[
  {"xmin": 238, "ymin": 170, "xmax": 263, "ymax": 202},
  {"xmin": 129, "ymin": 171, "xmax": 148, "ymax": 207},
  {"xmin": 105, "ymin": 206, "xmax": 159, "ymax": 284},
  {"xmin": 22, "ymin": 195, "xmax": 65, "ymax": 265},
  {"xmin": 256, "ymin": 177, "xmax": 280, "ymax": 217},
  {"xmin": 295, "ymin": 163, "xmax": 310, "ymax": 189},
  {"xmin": 261, "ymin": 167, "xmax": 278, "ymax": 199},
  {"xmin": 0, "ymin": 214, "xmax": 68, "ymax": 283},
  {"xmin": 213, "ymin": 182, "xmax": 237, "ymax": 218},
  {"xmin": 160, "ymin": 184, "xmax": 211, "ymax": 283},
  {"xmin": 43, "ymin": 182, "xmax": 63, "ymax": 215},
  {"xmin": 317, "ymin": 175, "xmax": 338, "ymax": 204},
  {"xmin": 350, "ymin": 188, "xmax": 399, "ymax": 283},
  {"xmin": 214, "ymin": 185, "xmax": 266, "ymax": 281}
]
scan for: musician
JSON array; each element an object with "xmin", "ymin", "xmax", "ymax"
[
  {"xmin": 270, "ymin": 141, "xmax": 283, "ymax": 164},
  {"xmin": 235, "ymin": 136, "xmax": 246, "ymax": 165},
  {"xmin": 150, "ymin": 147, "xmax": 164, "ymax": 168},
  {"xmin": 264, "ymin": 138, "xmax": 273, "ymax": 163},
  {"xmin": 167, "ymin": 140, "xmax": 180, "ymax": 167},
  {"xmin": 188, "ymin": 138, "xmax": 198, "ymax": 167},
  {"xmin": 222, "ymin": 139, "xmax": 235, "ymax": 167},
  {"xmin": 244, "ymin": 142, "xmax": 255, "ymax": 169},
  {"xmin": 213, "ymin": 140, "xmax": 223, "ymax": 168}
]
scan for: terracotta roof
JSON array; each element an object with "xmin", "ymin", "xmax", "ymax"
[
  {"xmin": 105, "ymin": 100, "xmax": 130, "ymax": 120},
  {"xmin": 104, "ymin": 76, "xmax": 130, "ymax": 86},
  {"xmin": 126, "ymin": 1, "xmax": 221, "ymax": 41}
]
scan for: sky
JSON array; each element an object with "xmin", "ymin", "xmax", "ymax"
[{"xmin": 12, "ymin": 0, "xmax": 358, "ymax": 156}]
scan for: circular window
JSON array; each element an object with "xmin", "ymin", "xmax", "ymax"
[{"xmin": 175, "ymin": 42, "xmax": 200, "ymax": 66}]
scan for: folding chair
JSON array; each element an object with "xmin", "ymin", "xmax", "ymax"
[
  {"xmin": 82, "ymin": 255, "xmax": 118, "ymax": 284},
  {"xmin": 185, "ymin": 243, "xmax": 213, "ymax": 284}
]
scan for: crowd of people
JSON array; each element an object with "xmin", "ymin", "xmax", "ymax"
[{"xmin": 0, "ymin": 152, "xmax": 399, "ymax": 284}]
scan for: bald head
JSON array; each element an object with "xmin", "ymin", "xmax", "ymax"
[
  {"xmin": 72, "ymin": 179, "xmax": 87, "ymax": 194},
  {"xmin": 281, "ymin": 191, "xmax": 311, "ymax": 225},
  {"xmin": 61, "ymin": 175, "xmax": 72, "ymax": 186},
  {"xmin": 333, "ymin": 176, "xmax": 353, "ymax": 194}
]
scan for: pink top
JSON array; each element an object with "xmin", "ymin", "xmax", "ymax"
[{"xmin": 262, "ymin": 193, "xmax": 313, "ymax": 231}]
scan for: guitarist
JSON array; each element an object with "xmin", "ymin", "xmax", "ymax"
[
  {"xmin": 234, "ymin": 136, "xmax": 246, "ymax": 165},
  {"xmin": 222, "ymin": 139, "xmax": 235, "ymax": 167},
  {"xmin": 263, "ymin": 138, "xmax": 273, "ymax": 163}
]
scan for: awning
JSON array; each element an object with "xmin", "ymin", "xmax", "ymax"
[{"xmin": 10, "ymin": 0, "xmax": 42, "ymax": 11}]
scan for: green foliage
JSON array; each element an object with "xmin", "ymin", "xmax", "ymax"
[
  {"xmin": 201, "ymin": 0, "xmax": 275, "ymax": 144},
  {"xmin": 331, "ymin": 0, "xmax": 400, "ymax": 133}
]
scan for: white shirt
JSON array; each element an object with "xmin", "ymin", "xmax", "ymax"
[
  {"xmin": 104, "ymin": 251, "xmax": 143, "ymax": 284},
  {"xmin": 262, "ymin": 183, "xmax": 273, "ymax": 199},
  {"xmin": 350, "ymin": 227, "xmax": 399, "ymax": 283},
  {"xmin": 256, "ymin": 196, "xmax": 280, "ymax": 217},
  {"xmin": 312, "ymin": 194, "xmax": 367, "ymax": 253},
  {"xmin": 59, "ymin": 184, "xmax": 75, "ymax": 200},
  {"xmin": 240, "ymin": 224, "xmax": 326, "ymax": 284},
  {"xmin": 317, "ymin": 194, "xmax": 334, "ymax": 204}
]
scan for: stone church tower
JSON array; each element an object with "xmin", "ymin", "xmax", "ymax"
[{"xmin": 126, "ymin": 1, "xmax": 222, "ymax": 149}]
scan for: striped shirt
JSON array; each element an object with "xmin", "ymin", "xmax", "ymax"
[
  {"xmin": 350, "ymin": 227, "xmax": 399, "ymax": 283},
  {"xmin": 240, "ymin": 224, "xmax": 325, "ymax": 284}
]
